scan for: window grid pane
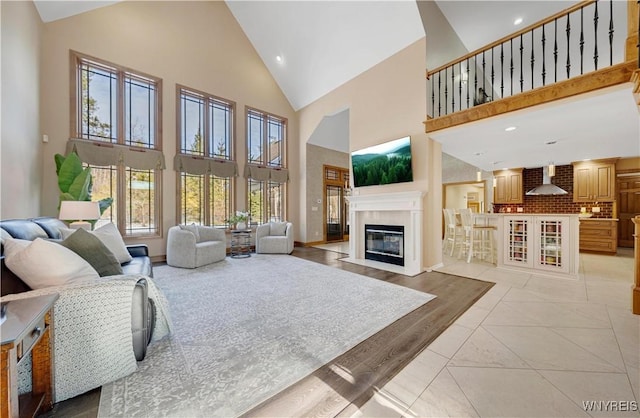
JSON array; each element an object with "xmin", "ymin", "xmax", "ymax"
[
  {"xmin": 248, "ymin": 111, "xmax": 263, "ymax": 164},
  {"xmin": 268, "ymin": 181, "xmax": 283, "ymax": 222},
  {"xmin": 126, "ymin": 168, "xmax": 155, "ymax": 235},
  {"xmin": 210, "ymin": 176, "xmax": 231, "ymax": 227},
  {"xmin": 248, "ymin": 178, "xmax": 264, "ymax": 224},
  {"xmin": 181, "ymin": 173, "xmax": 205, "ymax": 225},
  {"xmin": 79, "ymin": 64, "xmax": 117, "ymax": 142},
  {"xmin": 267, "ymin": 117, "xmax": 284, "ymax": 167},
  {"xmin": 210, "ymin": 100, "xmax": 232, "ymax": 160},
  {"xmin": 181, "ymin": 93, "xmax": 205, "ymax": 155},
  {"xmin": 125, "ymin": 75, "xmax": 156, "ymax": 149},
  {"xmin": 90, "ymin": 165, "xmax": 117, "ymax": 228}
]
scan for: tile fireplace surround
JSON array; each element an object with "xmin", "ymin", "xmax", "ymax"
[{"xmin": 344, "ymin": 191, "xmax": 426, "ymax": 276}]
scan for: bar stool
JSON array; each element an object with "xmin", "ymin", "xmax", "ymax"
[
  {"xmin": 442, "ymin": 208, "xmax": 460, "ymax": 256},
  {"xmin": 471, "ymin": 219, "xmax": 497, "ymax": 264}
]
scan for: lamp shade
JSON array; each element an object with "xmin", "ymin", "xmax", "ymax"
[{"xmin": 59, "ymin": 201, "xmax": 100, "ymax": 221}]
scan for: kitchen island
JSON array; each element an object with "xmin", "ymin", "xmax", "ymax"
[{"xmin": 476, "ymin": 213, "xmax": 580, "ymax": 279}]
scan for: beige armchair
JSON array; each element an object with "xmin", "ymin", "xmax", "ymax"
[
  {"xmin": 166, "ymin": 224, "xmax": 226, "ymax": 268},
  {"xmin": 255, "ymin": 222, "xmax": 294, "ymax": 254}
]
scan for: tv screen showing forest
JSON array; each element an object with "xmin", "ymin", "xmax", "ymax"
[{"xmin": 351, "ymin": 136, "xmax": 413, "ymax": 188}]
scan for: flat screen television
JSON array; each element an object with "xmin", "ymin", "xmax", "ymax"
[{"xmin": 351, "ymin": 136, "xmax": 413, "ymax": 188}]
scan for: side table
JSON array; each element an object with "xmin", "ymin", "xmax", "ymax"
[
  {"xmin": 230, "ymin": 229, "xmax": 252, "ymax": 258},
  {"xmin": 1, "ymin": 294, "xmax": 58, "ymax": 418}
]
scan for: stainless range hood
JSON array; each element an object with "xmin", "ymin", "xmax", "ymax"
[{"xmin": 526, "ymin": 166, "xmax": 568, "ymax": 196}]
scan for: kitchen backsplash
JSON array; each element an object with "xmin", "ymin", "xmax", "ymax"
[{"xmin": 492, "ymin": 164, "xmax": 614, "ymax": 217}]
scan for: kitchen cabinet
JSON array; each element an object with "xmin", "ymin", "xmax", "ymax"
[
  {"xmin": 498, "ymin": 214, "xmax": 579, "ymax": 278},
  {"xmin": 579, "ymin": 218, "xmax": 618, "ymax": 253},
  {"xmin": 493, "ymin": 168, "xmax": 523, "ymax": 204},
  {"xmin": 572, "ymin": 160, "xmax": 616, "ymax": 202}
]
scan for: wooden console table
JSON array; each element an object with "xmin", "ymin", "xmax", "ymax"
[{"xmin": 1, "ymin": 294, "xmax": 58, "ymax": 418}]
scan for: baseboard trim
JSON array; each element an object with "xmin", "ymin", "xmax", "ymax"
[{"xmin": 425, "ymin": 262, "xmax": 444, "ymax": 272}]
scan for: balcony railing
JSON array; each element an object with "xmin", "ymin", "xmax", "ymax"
[{"xmin": 427, "ymin": 0, "xmax": 631, "ymax": 119}]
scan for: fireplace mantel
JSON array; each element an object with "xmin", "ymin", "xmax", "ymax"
[
  {"xmin": 346, "ymin": 191, "xmax": 426, "ymax": 212},
  {"xmin": 344, "ymin": 191, "xmax": 426, "ymax": 276}
]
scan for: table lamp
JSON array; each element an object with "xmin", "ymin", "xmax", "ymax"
[{"xmin": 58, "ymin": 201, "xmax": 100, "ymax": 230}]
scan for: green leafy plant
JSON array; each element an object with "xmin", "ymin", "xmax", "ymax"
[
  {"xmin": 226, "ymin": 211, "xmax": 249, "ymax": 225},
  {"xmin": 54, "ymin": 151, "xmax": 113, "ymax": 214}
]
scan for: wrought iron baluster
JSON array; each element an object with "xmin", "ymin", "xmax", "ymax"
[
  {"xmin": 580, "ymin": 7, "xmax": 584, "ymax": 74},
  {"xmin": 431, "ymin": 75, "xmax": 434, "ymax": 118},
  {"xmin": 491, "ymin": 48, "xmax": 495, "ymax": 97},
  {"xmin": 566, "ymin": 13, "xmax": 571, "ymax": 78},
  {"xmin": 594, "ymin": 1, "xmax": 599, "ymax": 70},
  {"xmin": 520, "ymin": 34, "xmax": 524, "ymax": 92},
  {"xmin": 482, "ymin": 51, "xmax": 486, "ymax": 96},
  {"xmin": 500, "ymin": 44, "xmax": 504, "ymax": 98},
  {"xmin": 451, "ymin": 65, "xmax": 455, "ymax": 112},
  {"xmin": 466, "ymin": 58, "xmax": 470, "ymax": 108},
  {"xmin": 458, "ymin": 61, "xmax": 462, "ymax": 111},
  {"xmin": 531, "ymin": 29, "xmax": 535, "ymax": 88},
  {"xmin": 554, "ymin": 19, "xmax": 558, "ymax": 82},
  {"xmin": 444, "ymin": 67, "xmax": 448, "ymax": 115},
  {"xmin": 608, "ymin": 0, "xmax": 613, "ymax": 66},
  {"xmin": 510, "ymin": 39, "xmax": 514, "ymax": 96},
  {"xmin": 474, "ymin": 54, "xmax": 478, "ymax": 101},
  {"xmin": 542, "ymin": 24, "xmax": 547, "ymax": 86},
  {"xmin": 438, "ymin": 70, "xmax": 442, "ymax": 117}
]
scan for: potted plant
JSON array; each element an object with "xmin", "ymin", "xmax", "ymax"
[
  {"xmin": 227, "ymin": 211, "xmax": 249, "ymax": 230},
  {"xmin": 54, "ymin": 151, "xmax": 113, "ymax": 216}
]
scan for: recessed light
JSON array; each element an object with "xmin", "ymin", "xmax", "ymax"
[
  {"xmin": 505, "ymin": 126, "xmax": 517, "ymax": 132},
  {"xmin": 545, "ymin": 140, "xmax": 557, "ymax": 145},
  {"xmin": 514, "ymin": 17, "xmax": 523, "ymax": 25},
  {"xmin": 276, "ymin": 55, "xmax": 283, "ymax": 63},
  {"xmin": 474, "ymin": 152, "xmax": 485, "ymax": 156}
]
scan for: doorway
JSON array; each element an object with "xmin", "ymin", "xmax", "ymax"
[
  {"xmin": 617, "ymin": 172, "xmax": 640, "ymax": 248},
  {"xmin": 324, "ymin": 165, "xmax": 350, "ymax": 242}
]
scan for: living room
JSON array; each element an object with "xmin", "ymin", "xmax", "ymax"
[{"xmin": 2, "ymin": 1, "xmax": 639, "ymax": 417}]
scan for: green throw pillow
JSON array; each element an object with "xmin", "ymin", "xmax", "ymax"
[{"xmin": 59, "ymin": 228, "xmax": 123, "ymax": 277}]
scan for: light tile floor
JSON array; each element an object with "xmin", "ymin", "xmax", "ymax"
[{"xmin": 352, "ymin": 248, "xmax": 639, "ymax": 417}]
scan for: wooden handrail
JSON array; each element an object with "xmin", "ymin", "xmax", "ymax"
[{"xmin": 427, "ymin": 0, "xmax": 597, "ymax": 76}]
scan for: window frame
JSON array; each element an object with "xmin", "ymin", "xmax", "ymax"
[
  {"xmin": 245, "ymin": 107, "xmax": 288, "ymax": 224},
  {"xmin": 175, "ymin": 85, "xmax": 236, "ymax": 228},
  {"xmin": 70, "ymin": 50, "xmax": 163, "ymax": 238}
]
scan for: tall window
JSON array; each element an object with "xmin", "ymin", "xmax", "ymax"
[
  {"xmin": 177, "ymin": 87, "xmax": 234, "ymax": 227},
  {"xmin": 246, "ymin": 108, "xmax": 287, "ymax": 224},
  {"xmin": 71, "ymin": 51, "xmax": 162, "ymax": 236}
]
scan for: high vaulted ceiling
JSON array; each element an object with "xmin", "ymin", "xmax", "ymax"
[{"xmin": 33, "ymin": 1, "xmax": 639, "ymax": 169}]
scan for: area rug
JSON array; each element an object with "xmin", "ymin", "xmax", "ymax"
[{"xmin": 98, "ymin": 254, "xmax": 435, "ymax": 417}]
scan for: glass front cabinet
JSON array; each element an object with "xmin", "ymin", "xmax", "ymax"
[{"xmin": 501, "ymin": 215, "xmax": 577, "ymax": 278}]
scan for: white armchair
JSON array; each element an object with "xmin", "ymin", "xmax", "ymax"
[
  {"xmin": 166, "ymin": 224, "xmax": 226, "ymax": 268},
  {"xmin": 255, "ymin": 222, "xmax": 294, "ymax": 254}
]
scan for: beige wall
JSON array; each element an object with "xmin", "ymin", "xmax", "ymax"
[
  {"xmin": 38, "ymin": 1, "xmax": 298, "ymax": 257},
  {"xmin": 298, "ymin": 37, "xmax": 443, "ymax": 269},
  {"xmin": 1, "ymin": 1, "xmax": 43, "ymax": 219}
]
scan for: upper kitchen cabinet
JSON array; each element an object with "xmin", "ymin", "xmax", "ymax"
[
  {"xmin": 572, "ymin": 159, "xmax": 617, "ymax": 202},
  {"xmin": 494, "ymin": 168, "xmax": 523, "ymax": 204}
]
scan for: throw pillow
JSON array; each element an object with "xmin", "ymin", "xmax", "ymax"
[
  {"xmin": 270, "ymin": 222, "xmax": 288, "ymax": 236},
  {"xmin": 61, "ymin": 223, "xmax": 132, "ymax": 264},
  {"xmin": 179, "ymin": 223, "xmax": 201, "ymax": 242},
  {"xmin": 3, "ymin": 238, "xmax": 31, "ymax": 257},
  {"xmin": 59, "ymin": 228, "xmax": 123, "ymax": 277},
  {"xmin": 5, "ymin": 238, "xmax": 99, "ymax": 289}
]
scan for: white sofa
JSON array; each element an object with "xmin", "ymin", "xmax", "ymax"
[
  {"xmin": 166, "ymin": 225, "xmax": 226, "ymax": 268},
  {"xmin": 255, "ymin": 222, "xmax": 294, "ymax": 254}
]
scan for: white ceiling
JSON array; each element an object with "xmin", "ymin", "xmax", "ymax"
[{"xmin": 32, "ymin": 0, "xmax": 640, "ymax": 169}]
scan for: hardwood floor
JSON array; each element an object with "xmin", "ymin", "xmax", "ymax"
[
  {"xmin": 43, "ymin": 247, "xmax": 492, "ymax": 418},
  {"xmin": 243, "ymin": 247, "xmax": 493, "ymax": 417}
]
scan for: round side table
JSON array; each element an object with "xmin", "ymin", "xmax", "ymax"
[{"xmin": 230, "ymin": 229, "xmax": 252, "ymax": 258}]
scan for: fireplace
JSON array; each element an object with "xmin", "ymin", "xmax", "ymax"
[{"xmin": 365, "ymin": 224, "xmax": 404, "ymax": 266}]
